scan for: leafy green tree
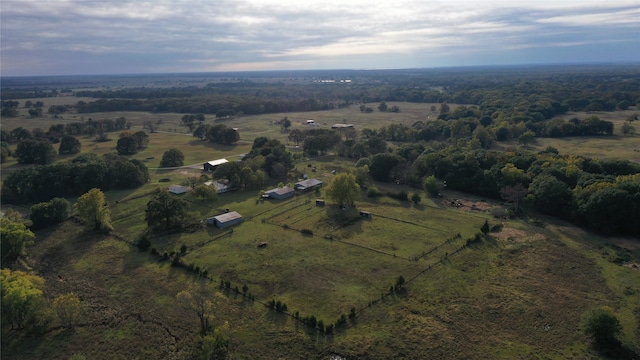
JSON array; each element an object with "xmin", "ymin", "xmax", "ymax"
[
  {"xmin": 11, "ymin": 127, "xmax": 33, "ymax": 141},
  {"xmin": 621, "ymin": 121, "xmax": 635, "ymax": 135},
  {"xmin": 281, "ymin": 117, "xmax": 291, "ymax": 132},
  {"xmin": 116, "ymin": 135, "xmax": 138, "ymax": 155},
  {"xmin": 59, "ymin": 135, "xmax": 81, "ymax": 154},
  {"xmin": 74, "ymin": 188, "xmax": 113, "ymax": 232},
  {"xmin": 145, "ymin": 190, "xmax": 189, "ymax": 230},
  {"xmin": 411, "ymin": 193, "xmax": 421, "ymax": 204},
  {"xmin": 528, "ymin": 174, "xmax": 572, "ymax": 218},
  {"xmin": 378, "ymin": 101, "xmax": 388, "ymax": 112},
  {"xmin": 1, "ymin": 217, "xmax": 35, "ymax": 263},
  {"xmin": 500, "ymin": 163, "xmax": 529, "ymax": 187},
  {"xmin": 15, "ymin": 139, "xmax": 57, "ymax": 164},
  {"xmin": 582, "ymin": 308, "xmax": 622, "ymax": 346},
  {"xmin": 53, "ymin": 292, "xmax": 81, "ymax": 328},
  {"xmin": 28, "ymin": 107, "xmax": 43, "ymax": 117},
  {"xmin": 133, "ymin": 131, "xmax": 149, "ymax": 148},
  {"xmin": 325, "ymin": 173, "xmax": 360, "ymax": 207},
  {"xmin": 192, "ymin": 184, "xmax": 217, "ymax": 201},
  {"xmin": 160, "ymin": 148, "xmax": 184, "ymax": 167},
  {"xmin": 424, "ymin": 175, "xmax": 439, "ymax": 196},
  {"xmin": 29, "ymin": 197, "xmax": 72, "ymax": 229},
  {"xmin": 353, "ymin": 166, "xmax": 370, "ymax": 188},
  {"xmin": 288, "ymin": 128, "xmax": 305, "ymax": 146},
  {"xmin": 1, "ymin": 100, "xmax": 19, "ymax": 117},
  {"xmin": 197, "ymin": 326, "xmax": 229, "ymax": 359},
  {"xmin": 193, "ymin": 124, "xmax": 211, "ymax": 140},
  {"xmin": 369, "ymin": 153, "xmax": 404, "ymax": 182},
  {"xmin": 0, "ymin": 268, "xmax": 45, "ymax": 330},
  {"xmin": 518, "ymin": 131, "xmax": 536, "ymax": 147},
  {"xmin": 176, "ymin": 280, "xmax": 219, "ymax": 335}
]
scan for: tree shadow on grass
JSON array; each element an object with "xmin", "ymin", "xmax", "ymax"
[
  {"xmin": 591, "ymin": 341, "xmax": 639, "ymax": 360},
  {"xmin": 187, "ymin": 139, "xmax": 238, "ymax": 152}
]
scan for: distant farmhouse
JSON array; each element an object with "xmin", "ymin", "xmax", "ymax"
[
  {"xmin": 169, "ymin": 185, "xmax": 188, "ymax": 194},
  {"xmin": 203, "ymin": 158, "xmax": 228, "ymax": 172},
  {"xmin": 294, "ymin": 178, "xmax": 323, "ymax": 191},
  {"xmin": 264, "ymin": 186, "xmax": 295, "ymax": 200},
  {"xmin": 331, "ymin": 124, "xmax": 354, "ymax": 129},
  {"xmin": 207, "ymin": 211, "xmax": 243, "ymax": 228},
  {"xmin": 204, "ymin": 180, "xmax": 234, "ymax": 194}
]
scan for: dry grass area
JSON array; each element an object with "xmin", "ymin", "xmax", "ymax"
[{"xmin": 329, "ymin": 225, "xmax": 630, "ymax": 359}]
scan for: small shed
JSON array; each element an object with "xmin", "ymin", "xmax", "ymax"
[
  {"xmin": 204, "ymin": 180, "xmax": 233, "ymax": 193},
  {"xmin": 169, "ymin": 185, "xmax": 188, "ymax": 194},
  {"xmin": 295, "ymin": 178, "xmax": 323, "ymax": 191},
  {"xmin": 360, "ymin": 211, "xmax": 372, "ymax": 218},
  {"xmin": 264, "ymin": 186, "xmax": 294, "ymax": 200},
  {"xmin": 331, "ymin": 124, "xmax": 354, "ymax": 129},
  {"xmin": 316, "ymin": 199, "xmax": 325, "ymax": 206},
  {"xmin": 203, "ymin": 158, "xmax": 229, "ymax": 172},
  {"xmin": 207, "ymin": 211, "xmax": 243, "ymax": 228}
]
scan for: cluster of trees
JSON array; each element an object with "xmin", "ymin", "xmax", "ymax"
[
  {"xmin": 1, "ymin": 135, "xmax": 82, "ymax": 164},
  {"xmin": 192, "ymin": 124, "xmax": 239, "ymax": 145},
  {"xmin": 1, "ymin": 267, "xmax": 82, "ymax": 333},
  {"xmin": 2, "ymin": 152, "xmax": 149, "ymax": 204},
  {"xmin": 116, "ymin": 131, "xmax": 149, "ymax": 155},
  {"xmin": 350, "ymin": 142, "xmax": 640, "ymax": 235},
  {"xmin": 243, "ymin": 137, "xmax": 295, "ymax": 179},
  {"xmin": 1, "ymin": 100, "xmax": 20, "ymax": 117},
  {"xmin": 145, "ymin": 190, "xmax": 189, "ymax": 231},
  {"xmin": 211, "ymin": 159, "xmax": 269, "ymax": 191},
  {"xmin": 14, "ymin": 139, "xmax": 58, "ymax": 164},
  {"xmin": 1, "ymin": 212, "xmax": 84, "ymax": 333},
  {"xmin": 29, "ymin": 198, "xmax": 72, "ymax": 229},
  {"xmin": 1, "ymin": 216, "xmax": 35, "ymax": 263},
  {"xmin": 181, "ymin": 113, "xmax": 205, "ymax": 130}
]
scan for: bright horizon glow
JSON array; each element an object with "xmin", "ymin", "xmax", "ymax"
[{"xmin": 1, "ymin": 0, "xmax": 638, "ymax": 76}]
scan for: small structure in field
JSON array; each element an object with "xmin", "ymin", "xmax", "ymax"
[
  {"xmin": 203, "ymin": 158, "xmax": 229, "ymax": 172},
  {"xmin": 169, "ymin": 185, "xmax": 188, "ymax": 194},
  {"xmin": 207, "ymin": 211, "xmax": 243, "ymax": 228},
  {"xmin": 264, "ymin": 186, "xmax": 294, "ymax": 200},
  {"xmin": 316, "ymin": 199, "xmax": 326, "ymax": 206},
  {"xmin": 359, "ymin": 211, "xmax": 372, "ymax": 218},
  {"xmin": 295, "ymin": 178, "xmax": 323, "ymax": 191},
  {"xmin": 257, "ymin": 242, "xmax": 268, "ymax": 248},
  {"xmin": 204, "ymin": 180, "xmax": 234, "ymax": 194},
  {"xmin": 331, "ymin": 124, "xmax": 354, "ymax": 129}
]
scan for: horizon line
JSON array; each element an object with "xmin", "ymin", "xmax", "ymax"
[{"xmin": 2, "ymin": 61, "xmax": 639, "ymax": 79}]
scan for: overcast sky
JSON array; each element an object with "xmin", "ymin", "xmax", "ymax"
[{"xmin": 1, "ymin": 0, "xmax": 638, "ymax": 76}]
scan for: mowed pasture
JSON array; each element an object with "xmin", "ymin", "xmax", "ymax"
[{"xmin": 107, "ymin": 175, "xmax": 477, "ymax": 323}]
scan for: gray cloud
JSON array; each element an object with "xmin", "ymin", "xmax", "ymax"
[{"xmin": 1, "ymin": 0, "xmax": 638, "ymax": 75}]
